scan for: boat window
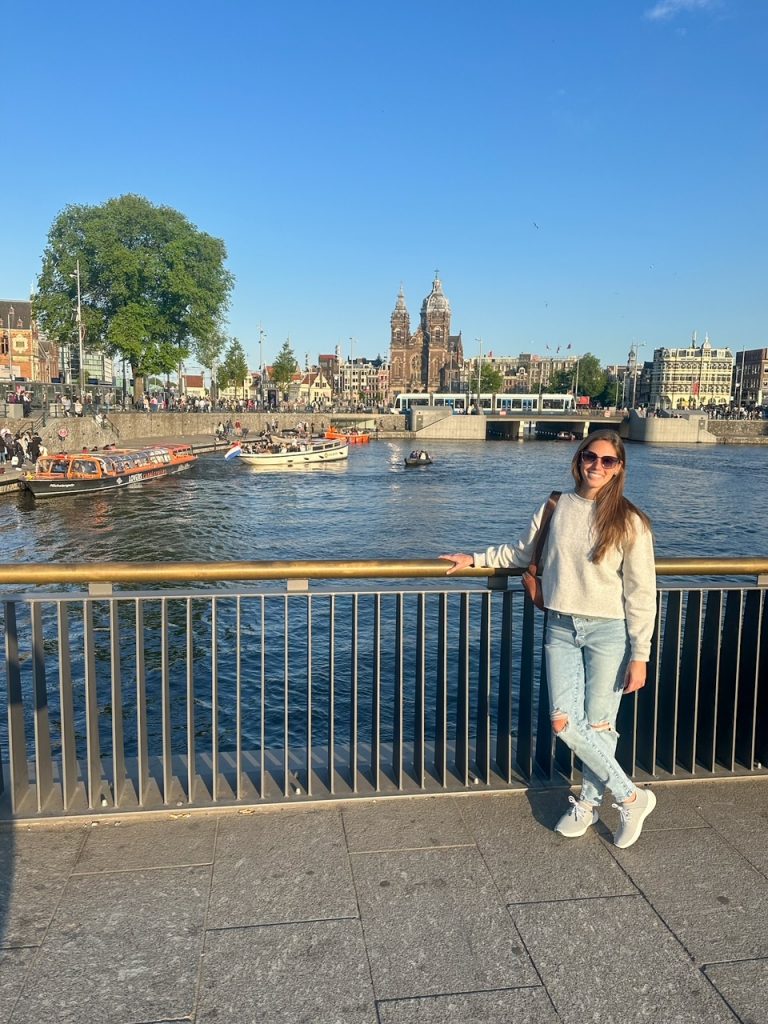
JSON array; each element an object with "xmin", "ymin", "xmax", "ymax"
[{"xmin": 71, "ymin": 460, "xmax": 100, "ymax": 476}]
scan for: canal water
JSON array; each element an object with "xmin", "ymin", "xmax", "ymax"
[{"xmin": 3, "ymin": 438, "xmax": 767, "ymax": 566}]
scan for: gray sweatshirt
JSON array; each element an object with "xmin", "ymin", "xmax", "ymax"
[{"xmin": 473, "ymin": 491, "xmax": 656, "ymax": 660}]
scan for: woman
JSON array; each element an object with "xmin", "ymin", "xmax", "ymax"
[{"xmin": 442, "ymin": 430, "xmax": 657, "ymax": 849}]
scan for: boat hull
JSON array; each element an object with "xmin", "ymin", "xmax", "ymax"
[
  {"xmin": 25, "ymin": 461, "xmax": 193, "ymax": 498},
  {"xmin": 236, "ymin": 440, "xmax": 349, "ymax": 468}
]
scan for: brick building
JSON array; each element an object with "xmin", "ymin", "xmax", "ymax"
[{"xmin": 389, "ymin": 277, "xmax": 463, "ymax": 392}]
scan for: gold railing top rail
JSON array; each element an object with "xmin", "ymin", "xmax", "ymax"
[{"xmin": 0, "ymin": 557, "xmax": 767, "ymax": 586}]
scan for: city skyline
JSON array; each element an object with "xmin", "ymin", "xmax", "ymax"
[{"xmin": 2, "ymin": 1, "xmax": 765, "ymax": 371}]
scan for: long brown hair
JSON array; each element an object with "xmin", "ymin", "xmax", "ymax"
[{"xmin": 570, "ymin": 429, "xmax": 652, "ymax": 563}]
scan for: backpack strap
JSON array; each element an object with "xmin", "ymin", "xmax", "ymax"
[{"xmin": 527, "ymin": 490, "xmax": 561, "ymax": 577}]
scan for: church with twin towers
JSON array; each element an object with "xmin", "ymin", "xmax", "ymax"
[{"xmin": 388, "ymin": 274, "xmax": 464, "ymax": 393}]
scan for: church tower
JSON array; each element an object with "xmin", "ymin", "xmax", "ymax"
[
  {"xmin": 389, "ymin": 286, "xmax": 412, "ymax": 392},
  {"xmin": 388, "ymin": 276, "xmax": 463, "ymax": 393}
]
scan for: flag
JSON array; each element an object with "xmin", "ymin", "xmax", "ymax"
[
  {"xmin": 566, "ymin": 343, "xmax": 572, "ymax": 350},
  {"xmin": 556, "ymin": 346, "xmax": 561, "ymax": 353},
  {"xmin": 545, "ymin": 345, "xmax": 550, "ymax": 350},
  {"xmin": 224, "ymin": 443, "xmax": 242, "ymax": 460}
]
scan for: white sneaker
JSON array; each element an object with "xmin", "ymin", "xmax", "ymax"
[
  {"xmin": 612, "ymin": 788, "xmax": 657, "ymax": 848},
  {"xmin": 554, "ymin": 795, "xmax": 598, "ymax": 838}
]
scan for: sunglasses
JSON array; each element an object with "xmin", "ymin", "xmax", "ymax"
[{"xmin": 580, "ymin": 450, "xmax": 622, "ymax": 470}]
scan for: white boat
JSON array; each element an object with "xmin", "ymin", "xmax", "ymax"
[{"xmin": 225, "ymin": 436, "xmax": 349, "ymax": 468}]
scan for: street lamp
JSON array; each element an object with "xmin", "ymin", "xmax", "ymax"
[
  {"xmin": 7, "ymin": 304, "xmax": 14, "ymax": 381},
  {"xmin": 475, "ymin": 338, "xmax": 483, "ymax": 411},
  {"xmin": 259, "ymin": 324, "xmax": 266, "ymax": 409},
  {"xmin": 70, "ymin": 261, "xmax": 85, "ymax": 397}
]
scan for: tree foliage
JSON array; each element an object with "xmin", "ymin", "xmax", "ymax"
[
  {"xmin": 271, "ymin": 340, "xmax": 299, "ymax": 392},
  {"xmin": 218, "ymin": 337, "xmax": 249, "ymax": 397},
  {"xmin": 548, "ymin": 353, "xmax": 606, "ymax": 398},
  {"xmin": 479, "ymin": 363, "xmax": 505, "ymax": 393},
  {"xmin": 34, "ymin": 194, "xmax": 234, "ymax": 396}
]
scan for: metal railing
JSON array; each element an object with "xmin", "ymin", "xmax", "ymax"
[{"xmin": 1, "ymin": 558, "xmax": 766, "ymax": 821}]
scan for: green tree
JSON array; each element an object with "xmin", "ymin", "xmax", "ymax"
[
  {"xmin": 271, "ymin": 340, "xmax": 299, "ymax": 395},
  {"xmin": 34, "ymin": 194, "xmax": 234, "ymax": 399},
  {"xmin": 548, "ymin": 354, "xmax": 607, "ymax": 399},
  {"xmin": 218, "ymin": 337, "xmax": 249, "ymax": 398},
  {"xmin": 574, "ymin": 353, "xmax": 607, "ymax": 399},
  {"xmin": 479, "ymin": 364, "xmax": 505, "ymax": 393}
]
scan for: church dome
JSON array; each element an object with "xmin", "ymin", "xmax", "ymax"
[{"xmin": 421, "ymin": 277, "xmax": 451, "ymax": 318}]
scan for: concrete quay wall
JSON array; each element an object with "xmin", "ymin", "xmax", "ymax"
[
  {"xmin": 0, "ymin": 411, "xmax": 408, "ymax": 453},
  {"xmin": 625, "ymin": 412, "xmax": 768, "ymax": 445}
]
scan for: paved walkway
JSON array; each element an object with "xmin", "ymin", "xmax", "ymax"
[{"xmin": 0, "ymin": 778, "xmax": 766, "ymax": 1023}]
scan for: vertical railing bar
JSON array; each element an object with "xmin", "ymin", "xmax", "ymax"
[
  {"xmin": 435, "ymin": 593, "xmax": 448, "ymax": 787},
  {"xmin": 476, "ymin": 592, "xmax": 491, "ymax": 784},
  {"xmin": 414, "ymin": 593, "xmax": 425, "ymax": 788},
  {"xmin": 351, "ymin": 594, "xmax": 359, "ymax": 794},
  {"xmin": 306, "ymin": 594, "xmax": 312, "ymax": 797},
  {"xmin": 4, "ymin": 602, "xmax": 30, "ymax": 812},
  {"xmin": 83, "ymin": 600, "xmax": 102, "ymax": 809},
  {"xmin": 456, "ymin": 592, "xmax": 470, "ymax": 786},
  {"xmin": 394, "ymin": 593, "xmax": 404, "ymax": 789},
  {"xmin": 495, "ymin": 590, "xmax": 513, "ymax": 783},
  {"xmin": 134, "ymin": 600, "xmax": 149, "ymax": 807},
  {"xmin": 57, "ymin": 603, "xmax": 78, "ymax": 811},
  {"xmin": 690, "ymin": 590, "xmax": 704, "ymax": 773},
  {"xmin": 108, "ymin": 600, "xmax": 126, "ymax": 808},
  {"xmin": 371, "ymin": 593, "xmax": 381, "ymax": 793},
  {"xmin": 259, "ymin": 595, "xmax": 265, "ymax": 799},
  {"xmin": 329, "ymin": 594, "xmax": 335, "ymax": 796},
  {"xmin": 160, "ymin": 598, "xmax": 172, "ymax": 803},
  {"xmin": 30, "ymin": 603, "xmax": 54, "ymax": 812},
  {"xmin": 283, "ymin": 595, "xmax": 290, "ymax": 798},
  {"xmin": 186, "ymin": 597, "xmax": 195, "ymax": 803},
  {"xmin": 236, "ymin": 596, "xmax": 243, "ymax": 800},
  {"xmin": 211, "ymin": 597, "xmax": 219, "ymax": 803}
]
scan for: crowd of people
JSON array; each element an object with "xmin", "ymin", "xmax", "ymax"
[{"xmin": 0, "ymin": 427, "xmax": 46, "ymax": 467}]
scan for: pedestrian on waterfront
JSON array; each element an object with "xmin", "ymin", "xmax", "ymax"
[{"xmin": 441, "ymin": 429, "xmax": 657, "ymax": 849}]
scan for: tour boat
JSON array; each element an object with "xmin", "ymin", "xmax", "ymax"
[
  {"xmin": 324, "ymin": 427, "xmax": 370, "ymax": 444},
  {"xmin": 225, "ymin": 436, "xmax": 349, "ymax": 468},
  {"xmin": 24, "ymin": 445, "xmax": 197, "ymax": 498}
]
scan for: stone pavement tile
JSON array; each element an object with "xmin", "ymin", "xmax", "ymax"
[
  {"xmin": 351, "ymin": 846, "xmax": 537, "ymax": 1000},
  {"xmin": 207, "ymin": 808, "xmax": 358, "ymax": 928},
  {"xmin": 377, "ymin": 987, "xmax": 558, "ymax": 1024},
  {"xmin": 73, "ymin": 815, "xmax": 217, "ymax": 874},
  {"xmin": 511, "ymin": 895, "xmax": 738, "ymax": 1024},
  {"xmin": 611, "ymin": 828, "xmax": 768, "ymax": 963},
  {"xmin": 458, "ymin": 792, "xmax": 637, "ymax": 903},
  {"xmin": 0, "ymin": 947, "xmax": 36, "ymax": 1022},
  {"xmin": 673, "ymin": 779, "xmax": 768, "ymax": 875},
  {"xmin": 342, "ymin": 795, "xmax": 473, "ymax": 852},
  {"xmin": 8, "ymin": 866, "xmax": 209, "ymax": 1024},
  {"xmin": 704, "ymin": 958, "xmax": 768, "ymax": 1024},
  {"xmin": 0, "ymin": 827, "xmax": 85, "ymax": 946},
  {"xmin": 197, "ymin": 920, "xmax": 377, "ymax": 1023}
]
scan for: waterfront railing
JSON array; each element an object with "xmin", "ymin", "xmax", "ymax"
[{"xmin": 1, "ymin": 558, "xmax": 766, "ymax": 821}]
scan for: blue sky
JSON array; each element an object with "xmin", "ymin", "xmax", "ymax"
[{"xmin": 2, "ymin": 0, "xmax": 765, "ymax": 370}]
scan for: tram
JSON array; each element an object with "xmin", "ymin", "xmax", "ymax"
[{"xmin": 391, "ymin": 392, "xmax": 577, "ymax": 414}]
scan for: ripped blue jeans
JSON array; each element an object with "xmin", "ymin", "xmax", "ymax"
[{"xmin": 544, "ymin": 611, "xmax": 636, "ymax": 805}]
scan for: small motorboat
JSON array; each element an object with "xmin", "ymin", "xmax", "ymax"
[{"xmin": 405, "ymin": 450, "xmax": 432, "ymax": 466}]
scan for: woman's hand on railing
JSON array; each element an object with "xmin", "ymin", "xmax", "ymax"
[{"xmin": 440, "ymin": 553, "xmax": 473, "ymax": 575}]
